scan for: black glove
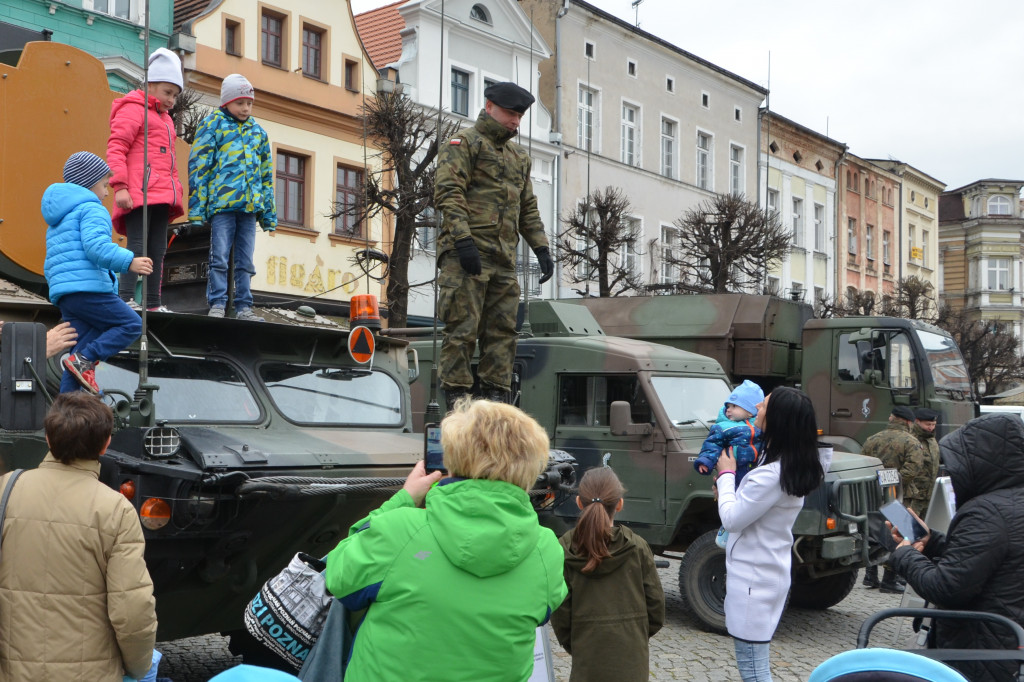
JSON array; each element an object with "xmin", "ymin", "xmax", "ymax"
[
  {"xmin": 455, "ymin": 237, "xmax": 482, "ymax": 276},
  {"xmin": 534, "ymin": 246, "xmax": 554, "ymax": 284}
]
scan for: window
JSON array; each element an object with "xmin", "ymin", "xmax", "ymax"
[
  {"xmin": 847, "ymin": 218, "xmax": 857, "ymax": 255},
  {"xmin": 734, "ymin": 106, "xmax": 742, "ymax": 122},
  {"xmin": 276, "ymin": 152, "xmax": 307, "ymax": 226},
  {"xmin": 767, "ymin": 188, "xmax": 779, "ymax": 215},
  {"xmin": 261, "ymin": 11, "xmax": 284, "ymax": 67},
  {"xmin": 451, "ymin": 68, "xmax": 470, "ymax": 116},
  {"xmin": 621, "ymin": 103, "xmax": 638, "ymax": 166},
  {"xmin": 814, "ymin": 203, "xmax": 825, "ymax": 252},
  {"xmin": 263, "ymin": 364, "xmax": 403, "ymax": 426},
  {"xmin": 584, "ymin": 41, "xmax": 595, "ymax": 59},
  {"xmin": 696, "ymin": 132, "xmax": 712, "ymax": 190},
  {"xmin": 988, "ymin": 258, "xmax": 1010, "ymax": 290},
  {"xmin": 225, "ymin": 19, "xmax": 240, "ymax": 56},
  {"xmin": 620, "ymin": 217, "xmax": 641, "ymax": 279},
  {"xmin": 334, "ymin": 165, "xmax": 363, "ymax": 238},
  {"xmin": 660, "ymin": 225, "xmax": 679, "ymax": 283},
  {"xmin": 344, "ymin": 59, "xmax": 359, "ymax": 92},
  {"xmin": 908, "ymin": 224, "xmax": 916, "ymax": 255},
  {"xmin": 666, "ymin": 77, "xmax": 674, "ymax": 93},
  {"xmin": 910, "ymin": 190, "xmax": 916, "ymax": 202},
  {"xmin": 470, "ymin": 3, "xmax": 491, "ymax": 23},
  {"xmin": 558, "ymin": 375, "xmax": 652, "ymax": 428},
  {"xmin": 660, "ymin": 118, "xmax": 676, "ymax": 179},
  {"xmin": 883, "ymin": 231, "xmax": 891, "ymax": 265},
  {"xmin": 729, "ymin": 145, "xmax": 743, "ymax": 196},
  {"xmin": 791, "ymin": 197, "xmax": 803, "ymax": 247},
  {"xmin": 989, "ymin": 195, "xmax": 1012, "ymax": 215},
  {"xmin": 866, "ymin": 225, "xmax": 874, "ymax": 260},
  {"xmin": 766, "ymin": 276, "xmax": 780, "ymax": 296},
  {"xmin": 91, "ymin": 0, "xmax": 131, "ymax": 20},
  {"xmin": 627, "ymin": 59, "xmax": 637, "ymax": 77},
  {"xmin": 701, "ymin": 91, "xmax": 709, "ymax": 108},
  {"xmin": 575, "ymin": 211, "xmax": 598, "ymax": 280},
  {"xmin": 302, "ymin": 26, "xmax": 324, "ymax": 80},
  {"xmin": 922, "ymin": 230, "xmax": 929, "ymax": 267},
  {"xmin": 578, "ymin": 86, "xmax": 596, "ymax": 151}
]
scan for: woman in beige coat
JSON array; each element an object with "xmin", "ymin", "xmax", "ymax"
[{"xmin": 0, "ymin": 392, "xmax": 157, "ymax": 681}]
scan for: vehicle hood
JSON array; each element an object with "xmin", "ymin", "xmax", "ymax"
[
  {"xmin": 41, "ymin": 183, "xmax": 100, "ymax": 225},
  {"xmin": 940, "ymin": 413, "xmax": 1024, "ymax": 506},
  {"xmin": 424, "ymin": 478, "xmax": 539, "ymax": 578}
]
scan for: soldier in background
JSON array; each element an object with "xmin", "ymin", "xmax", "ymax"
[
  {"xmin": 434, "ymin": 82, "xmax": 554, "ymax": 411},
  {"xmin": 861, "ymin": 405, "xmax": 928, "ymax": 592},
  {"xmin": 912, "ymin": 407, "xmax": 942, "ymax": 492}
]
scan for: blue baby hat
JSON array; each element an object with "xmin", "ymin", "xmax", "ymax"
[{"xmin": 726, "ymin": 380, "xmax": 764, "ymax": 416}]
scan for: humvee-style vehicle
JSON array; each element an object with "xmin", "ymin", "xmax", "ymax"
[
  {"xmin": 396, "ymin": 301, "xmax": 892, "ymax": 633},
  {"xmin": 566, "ymin": 294, "xmax": 977, "ymax": 447}
]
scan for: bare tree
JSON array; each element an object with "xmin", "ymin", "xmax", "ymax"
[
  {"xmin": 936, "ymin": 305, "xmax": 1024, "ymax": 397},
  {"xmin": 555, "ymin": 187, "xmax": 645, "ymax": 297},
  {"xmin": 880, "ymin": 276, "xmax": 937, "ymax": 321},
  {"xmin": 667, "ymin": 193, "xmax": 790, "ymax": 293},
  {"xmin": 330, "ymin": 91, "xmax": 459, "ymax": 328},
  {"xmin": 841, "ymin": 288, "xmax": 877, "ymax": 316},
  {"xmin": 169, "ymin": 87, "xmax": 211, "ymax": 144}
]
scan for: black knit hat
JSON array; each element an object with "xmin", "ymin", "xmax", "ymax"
[
  {"xmin": 484, "ymin": 82, "xmax": 535, "ymax": 113},
  {"xmin": 891, "ymin": 406, "xmax": 916, "ymax": 421},
  {"xmin": 63, "ymin": 151, "xmax": 110, "ymax": 189},
  {"xmin": 915, "ymin": 407, "xmax": 940, "ymax": 422}
]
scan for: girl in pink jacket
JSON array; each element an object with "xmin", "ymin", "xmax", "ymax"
[{"xmin": 107, "ymin": 47, "xmax": 185, "ymax": 312}]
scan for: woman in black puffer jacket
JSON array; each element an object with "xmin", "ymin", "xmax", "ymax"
[{"xmin": 891, "ymin": 412, "xmax": 1024, "ymax": 682}]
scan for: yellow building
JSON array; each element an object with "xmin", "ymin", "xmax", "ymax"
[{"xmin": 175, "ymin": 0, "xmax": 384, "ymax": 313}]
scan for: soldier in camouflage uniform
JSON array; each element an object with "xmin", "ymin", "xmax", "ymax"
[
  {"xmin": 434, "ymin": 82, "xmax": 553, "ymax": 410},
  {"xmin": 911, "ymin": 407, "xmax": 941, "ymax": 514},
  {"xmin": 861, "ymin": 405, "xmax": 928, "ymax": 592}
]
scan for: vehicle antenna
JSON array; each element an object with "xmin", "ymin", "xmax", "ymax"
[
  {"xmin": 518, "ymin": 3, "xmax": 536, "ymax": 339},
  {"xmin": 423, "ymin": 0, "xmax": 448, "ymax": 426}
]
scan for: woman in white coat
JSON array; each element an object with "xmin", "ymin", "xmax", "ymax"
[{"xmin": 716, "ymin": 386, "xmax": 824, "ymax": 681}]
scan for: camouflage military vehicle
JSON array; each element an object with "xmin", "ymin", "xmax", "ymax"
[
  {"xmin": 566, "ymin": 294, "xmax": 976, "ymax": 448},
  {"xmin": 397, "ymin": 301, "xmax": 890, "ymax": 633}
]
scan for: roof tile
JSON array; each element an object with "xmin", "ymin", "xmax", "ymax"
[{"xmin": 355, "ymin": 1, "xmax": 408, "ymax": 71}]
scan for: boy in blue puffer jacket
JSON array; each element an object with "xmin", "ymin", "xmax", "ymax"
[
  {"xmin": 43, "ymin": 151, "xmax": 153, "ymax": 394},
  {"xmin": 693, "ymin": 380, "xmax": 765, "ymax": 548}
]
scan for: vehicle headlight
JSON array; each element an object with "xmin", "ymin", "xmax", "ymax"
[{"xmin": 144, "ymin": 426, "xmax": 181, "ymax": 459}]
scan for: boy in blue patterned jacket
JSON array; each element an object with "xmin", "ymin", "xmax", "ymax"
[
  {"xmin": 188, "ymin": 74, "xmax": 276, "ymax": 321},
  {"xmin": 694, "ymin": 380, "xmax": 765, "ymax": 548}
]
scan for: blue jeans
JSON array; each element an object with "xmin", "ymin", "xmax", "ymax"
[
  {"xmin": 208, "ymin": 211, "xmax": 257, "ymax": 310},
  {"xmin": 57, "ymin": 291, "xmax": 141, "ymax": 393},
  {"xmin": 734, "ymin": 639, "xmax": 772, "ymax": 682}
]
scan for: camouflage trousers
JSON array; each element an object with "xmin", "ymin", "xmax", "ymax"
[{"xmin": 437, "ymin": 253, "xmax": 519, "ymax": 391}]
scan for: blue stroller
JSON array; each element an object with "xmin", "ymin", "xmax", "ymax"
[{"xmin": 809, "ymin": 608, "xmax": 1024, "ymax": 682}]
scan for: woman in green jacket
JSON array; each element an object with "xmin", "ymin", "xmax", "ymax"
[
  {"xmin": 551, "ymin": 467, "xmax": 665, "ymax": 681},
  {"xmin": 324, "ymin": 399, "xmax": 567, "ymax": 682}
]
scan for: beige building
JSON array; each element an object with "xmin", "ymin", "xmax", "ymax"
[
  {"xmin": 174, "ymin": 0, "xmax": 384, "ymax": 314},
  {"xmin": 939, "ymin": 179, "xmax": 1024, "ymax": 338},
  {"xmin": 520, "ymin": 0, "xmax": 766, "ymax": 295}
]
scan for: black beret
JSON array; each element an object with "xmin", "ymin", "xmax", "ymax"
[
  {"xmin": 484, "ymin": 82, "xmax": 535, "ymax": 113},
  {"xmin": 891, "ymin": 406, "xmax": 916, "ymax": 421},
  {"xmin": 915, "ymin": 407, "xmax": 940, "ymax": 421}
]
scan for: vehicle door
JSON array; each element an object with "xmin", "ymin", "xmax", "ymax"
[{"xmin": 553, "ymin": 373, "xmax": 665, "ymax": 525}]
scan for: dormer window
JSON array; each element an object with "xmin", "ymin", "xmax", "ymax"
[
  {"xmin": 470, "ymin": 4, "xmax": 491, "ymax": 24},
  {"xmin": 989, "ymin": 195, "xmax": 1012, "ymax": 216}
]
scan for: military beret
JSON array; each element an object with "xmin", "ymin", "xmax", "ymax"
[
  {"xmin": 891, "ymin": 406, "xmax": 916, "ymax": 421},
  {"xmin": 484, "ymin": 82, "xmax": 535, "ymax": 113},
  {"xmin": 915, "ymin": 407, "xmax": 939, "ymax": 422}
]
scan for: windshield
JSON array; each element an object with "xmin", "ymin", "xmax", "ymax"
[
  {"xmin": 916, "ymin": 329, "xmax": 972, "ymax": 394},
  {"xmin": 97, "ymin": 354, "xmax": 261, "ymax": 422},
  {"xmin": 651, "ymin": 376, "xmax": 733, "ymax": 428},
  {"xmin": 260, "ymin": 363, "xmax": 403, "ymax": 426}
]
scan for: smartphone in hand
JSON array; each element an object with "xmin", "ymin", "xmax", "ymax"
[
  {"xmin": 424, "ymin": 423, "xmax": 445, "ymax": 474},
  {"xmin": 880, "ymin": 500, "xmax": 928, "ymax": 543}
]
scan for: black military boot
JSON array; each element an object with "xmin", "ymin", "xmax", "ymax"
[
  {"xmin": 879, "ymin": 567, "xmax": 905, "ymax": 594},
  {"xmin": 443, "ymin": 387, "xmax": 471, "ymax": 413},
  {"xmin": 862, "ymin": 565, "xmax": 880, "ymax": 589},
  {"xmin": 480, "ymin": 385, "xmax": 509, "ymax": 404}
]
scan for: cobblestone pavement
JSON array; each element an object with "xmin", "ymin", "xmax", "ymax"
[{"xmin": 159, "ymin": 563, "xmax": 913, "ymax": 681}]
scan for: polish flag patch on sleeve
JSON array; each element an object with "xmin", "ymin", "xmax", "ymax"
[{"xmin": 450, "ymin": 138, "xmax": 462, "ymax": 145}]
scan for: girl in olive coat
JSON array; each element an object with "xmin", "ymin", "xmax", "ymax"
[{"xmin": 551, "ymin": 467, "xmax": 665, "ymax": 682}]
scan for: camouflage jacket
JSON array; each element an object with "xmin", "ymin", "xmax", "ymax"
[
  {"xmin": 912, "ymin": 425, "xmax": 942, "ymax": 495},
  {"xmin": 862, "ymin": 421, "xmax": 933, "ymax": 511},
  {"xmin": 434, "ymin": 110, "xmax": 548, "ymax": 268}
]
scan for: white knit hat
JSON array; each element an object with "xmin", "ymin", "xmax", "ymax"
[
  {"xmin": 221, "ymin": 73, "xmax": 255, "ymax": 106},
  {"xmin": 148, "ymin": 48, "xmax": 182, "ymax": 90},
  {"xmin": 63, "ymin": 151, "xmax": 111, "ymax": 189}
]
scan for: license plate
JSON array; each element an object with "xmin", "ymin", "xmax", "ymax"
[{"xmin": 877, "ymin": 468, "xmax": 900, "ymax": 486}]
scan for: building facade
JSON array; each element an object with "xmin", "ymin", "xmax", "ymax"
[
  {"xmin": 177, "ymin": 0, "xmax": 384, "ymax": 313},
  {"xmin": 1, "ymin": 0, "xmax": 183, "ymax": 90},
  {"xmin": 521, "ymin": 0, "xmax": 766, "ymax": 297},
  {"xmin": 356, "ymin": 0, "xmax": 558, "ymax": 320},
  {"xmin": 939, "ymin": 179, "xmax": 1024, "ymax": 338},
  {"xmin": 759, "ymin": 111, "xmax": 846, "ymax": 308}
]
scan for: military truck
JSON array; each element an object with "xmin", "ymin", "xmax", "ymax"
[
  {"xmin": 564, "ymin": 294, "xmax": 977, "ymax": 449},
  {"xmin": 396, "ymin": 301, "xmax": 891, "ymax": 633}
]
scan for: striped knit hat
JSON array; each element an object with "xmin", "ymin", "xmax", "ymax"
[{"xmin": 63, "ymin": 151, "xmax": 110, "ymax": 189}]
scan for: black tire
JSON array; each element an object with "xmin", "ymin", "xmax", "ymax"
[
  {"xmin": 788, "ymin": 569, "xmax": 859, "ymax": 610},
  {"xmin": 678, "ymin": 529, "xmax": 727, "ymax": 634}
]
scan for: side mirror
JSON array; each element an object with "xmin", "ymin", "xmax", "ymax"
[
  {"xmin": 609, "ymin": 400, "xmax": 653, "ymax": 437},
  {"xmin": 0, "ymin": 322, "xmax": 48, "ymax": 431}
]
